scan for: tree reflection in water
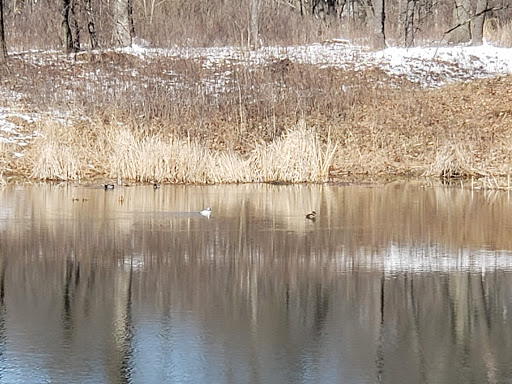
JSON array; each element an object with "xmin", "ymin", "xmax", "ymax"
[{"xmin": 0, "ymin": 182, "xmax": 511, "ymax": 383}]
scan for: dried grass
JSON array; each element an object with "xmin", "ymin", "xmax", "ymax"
[
  {"xmin": 24, "ymin": 121, "xmax": 86, "ymax": 181},
  {"xmin": 422, "ymin": 142, "xmax": 479, "ymax": 179},
  {"xmin": 330, "ymin": 75, "xmax": 512, "ymax": 182},
  {"xmin": 19, "ymin": 118, "xmax": 336, "ymax": 184},
  {"xmin": 249, "ymin": 122, "xmax": 337, "ymax": 183}
]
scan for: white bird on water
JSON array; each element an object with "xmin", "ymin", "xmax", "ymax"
[{"xmin": 200, "ymin": 207, "xmax": 212, "ymax": 218}]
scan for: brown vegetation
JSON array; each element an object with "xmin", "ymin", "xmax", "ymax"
[{"xmin": 1, "ymin": 50, "xmax": 512, "ymax": 187}]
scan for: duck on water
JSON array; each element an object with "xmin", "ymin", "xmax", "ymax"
[{"xmin": 200, "ymin": 207, "xmax": 212, "ymax": 218}]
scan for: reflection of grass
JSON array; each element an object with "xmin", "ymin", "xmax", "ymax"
[{"xmin": 4, "ymin": 182, "xmax": 512, "ymax": 255}]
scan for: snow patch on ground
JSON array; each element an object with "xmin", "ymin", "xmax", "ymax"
[
  {"xmin": 376, "ymin": 44, "xmax": 512, "ymax": 86},
  {"xmin": 0, "ymin": 107, "xmax": 39, "ymax": 147},
  {"xmin": 121, "ymin": 41, "xmax": 512, "ymax": 86}
]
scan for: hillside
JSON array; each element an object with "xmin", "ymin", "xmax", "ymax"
[{"xmin": 1, "ymin": 42, "xmax": 512, "ymax": 186}]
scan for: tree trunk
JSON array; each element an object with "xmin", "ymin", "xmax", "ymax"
[
  {"xmin": 371, "ymin": 0, "xmax": 386, "ymax": 49},
  {"xmin": 128, "ymin": 0, "xmax": 135, "ymax": 38},
  {"xmin": 0, "ymin": 0, "xmax": 6, "ymax": 63},
  {"xmin": 327, "ymin": 0, "xmax": 336, "ymax": 17},
  {"xmin": 250, "ymin": 0, "xmax": 260, "ymax": 49},
  {"xmin": 113, "ymin": 0, "xmax": 133, "ymax": 47},
  {"xmin": 85, "ymin": 0, "xmax": 99, "ymax": 49},
  {"xmin": 60, "ymin": 0, "xmax": 74, "ymax": 53},
  {"xmin": 361, "ymin": 0, "xmax": 374, "ymax": 25},
  {"xmin": 396, "ymin": 0, "xmax": 403, "ymax": 37},
  {"xmin": 448, "ymin": 0, "xmax": 471, "ymax": 44},
  {"xmin": 404, "ymin": 0, "xmax": 416, "ymax": 47},
  {"xmin": 337, "ymin": 0, "xmax": 347, "ymax": 17},
  {"xmin": 70, "ymin": 0, "xmax": 80, "ymax": 51},
  {"xmin": 471, "ymin": 0, "xmax": 488, "ymax": 46},
  {"xmin": 289, "ymin": 0, "xmax": 304, "ymax": 16}
]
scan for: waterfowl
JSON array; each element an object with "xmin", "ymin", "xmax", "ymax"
[
  {"xmin": 306, "ymin": 210, "xmax": 316, "ymax": 221},
  {"xmin": 104, "ymin": 184, "xmax": 115, "ymax": 190},
  {"xmin": 200, "ymin": 207, "xmax": 212, "ymax": 218},
  {"xmin": 153, "ymin": 183, "xmax": 160, "ymax": 189}
]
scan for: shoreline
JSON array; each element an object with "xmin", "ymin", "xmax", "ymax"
[{"xmin": 2, "ymin": 171, "xmax": 511, "ymax": 192}]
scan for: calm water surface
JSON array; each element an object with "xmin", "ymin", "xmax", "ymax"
[{"xmin": 1, "ymin": 182, "xmax": 512, "ymax": 384}]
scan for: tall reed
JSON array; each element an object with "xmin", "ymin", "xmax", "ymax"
[
  {"xmin": 20, "ymin": 119, "xmax": 337, "ymax": 184},
  {"xmin": 249, "ymin": 123, "xmax": 337, "ymax": 183}
]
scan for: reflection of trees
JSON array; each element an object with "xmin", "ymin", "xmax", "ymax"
[
  {"xmin": 107, "ymin": 264, "xmax": 133, "ymax": 384},
  {"xmin": 62, "ymin": 259, "xmax": 79, "ymax": 339},
  {"xmin": 1, "ymin": 183, "xmax": 512, "ymax": 381},
  {"xmin": 0, "ymin": 256, "xmax": 6, "ymax": 380},
  {"xmin": 371, "ymin": 271, "xmax": 512, "ymax": 384},
  {"xmin": 374, "ymin": 273, "xmax": 385, "ymax": 383},
  {"xmin": 447, "ymin": 272, "xmax": 499, "ymax": 384}
]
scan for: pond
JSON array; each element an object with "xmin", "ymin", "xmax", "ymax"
[{"xmin": 0, "ymin": 182, "xmax": 512, "ymax": 383}]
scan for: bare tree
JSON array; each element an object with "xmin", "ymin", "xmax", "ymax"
[
  {"xmin": 250, "ymin": 0, "xmax": 261, "ymax": 49},
  {"xmin": 289, "ymin": 0, "xmax": 304, "ymax": 16},
  {"xmin": 85, "ymin": 0, "xmax": 99, "ymax": 49},
  {"xmin": 60, "ymin": 0, "xmax": 74, "ymax": 53},
  {"xmin": 404, "ymin": 0, "xmax": 416, "ymax": 47},
  {"xmin": 113, "ymin": 0, "xmax": 133, "ymax": 47},
  {"xmin": 448, "ymin": 0, "xmax": 471, "ymax": 43},
  {"xmin": 337, "ymin": 0, "xmax": 347, "ymax": 17},
  {"xmin": 361, "ymin": 0, "xmax": 375, "ymax": 24},
  {"xmin": 312, "ymin": 0, "xmax": 337, "ymax": 20},
  {"xmin": 128, "ymin": 0, "xmax": 135, "ymax": 38},
  {"xmin": 0, "ymin": 0, "xmax": 6, "ymax": 63},
  {"xmin": 70, "ymin": 0, "xmax": 80, "ymax": 51},
  {"xmin": 471, "ymin": 0, "xmax": 488, "ymax": 45},
  {"xmin": 60, "ymin": 0, "xmax": 80, "ymax": 53},
  {"xmin": 371, "ymin": 0, "xmax": 386, "ymax": 49}
]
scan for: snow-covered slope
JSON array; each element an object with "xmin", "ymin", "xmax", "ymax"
[{"xmin": 124, "ymin": 40, "xmax": 512, "ymax": 86}]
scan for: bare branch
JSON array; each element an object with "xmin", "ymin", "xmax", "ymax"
[{"xmin": 444, "ymin": 4, "xmax": 512, "ymax": 36}]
